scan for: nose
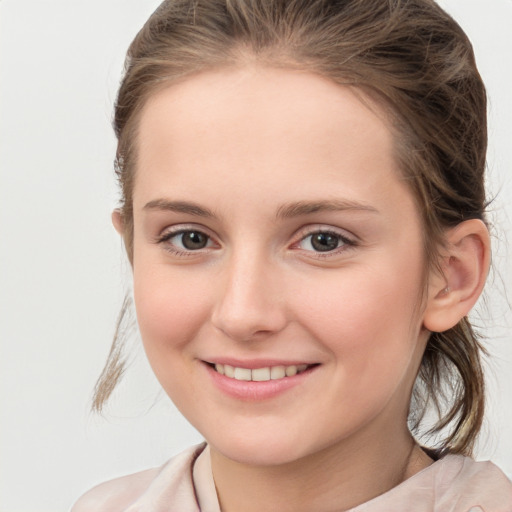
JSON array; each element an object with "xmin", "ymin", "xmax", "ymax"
[{"xmin": 210, "ymin": 250, "xmax": 288, "ymax": 342}]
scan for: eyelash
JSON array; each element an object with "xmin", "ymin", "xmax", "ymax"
[
  {"xmin": 156, "ymin": 227, "xmax": 216, "ymax": 257},
  {"xmin": 293, "ymin": 228, "xmax": 357, "ymax": 257},
  {"xmin": 155, "ymin": 226, "xmax": 358, "ymax": 258}
]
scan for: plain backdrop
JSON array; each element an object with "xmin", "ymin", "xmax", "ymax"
[{"xmin": 1, "ymin": 1, "xmax": 511, "ymax": 511}]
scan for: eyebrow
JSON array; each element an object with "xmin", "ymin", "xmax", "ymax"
[
  {"xmin": 275, "ymin": 200, "xmax": 379, "ymax": 219},
  {"xmin": 143, "ymin": 198, "xmax": 379, "ymax": 220},
  {"xmin": 143, "ymin": 199, "xmax": 216, "ymax": 218}
]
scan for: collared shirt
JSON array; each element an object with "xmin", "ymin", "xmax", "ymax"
[{"xmin": 71, "ymin": 443, "xmax": 512, "ymax": 511}]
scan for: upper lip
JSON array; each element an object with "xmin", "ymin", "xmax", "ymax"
[{"xmin": 203, "ymin": 358, "xmax": 317, "ymax": 369}]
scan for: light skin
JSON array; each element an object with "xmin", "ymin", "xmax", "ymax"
[{"xmin": 114, "ymin": 66, "xmax": 490, "ymax": 512}]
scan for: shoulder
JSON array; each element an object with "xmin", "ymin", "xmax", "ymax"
[
  {"xmin": 70, "ymin": 467, "xmax": 160, "ymax": 512},
  {"xmin": 70, "ymin": 443, "xmax": 206, "ymax": 512},
  {"xmin": 349, "ymin": 454, "xmax": 512, "ymax": 512},
  {"xmin": 436, "ymin": 455, "xmax": 512, "ymax": 512}
]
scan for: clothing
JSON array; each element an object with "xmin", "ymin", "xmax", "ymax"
[{"xmin": 71, "ymin": 443, "xmax": 512, "ymax": 512}]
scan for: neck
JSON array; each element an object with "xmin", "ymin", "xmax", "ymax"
[{"xmin": 210, "ymin": 423, "xmax": 433, "ymax": 512}]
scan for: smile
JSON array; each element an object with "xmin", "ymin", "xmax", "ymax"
[{"xmin": 212, "ymin": 363, "xmax": 310, "ymax": 382}]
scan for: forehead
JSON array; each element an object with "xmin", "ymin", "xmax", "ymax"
[
  {"xmin": 134, "ymin": 66, "xmax": 411, "ymax": 215},
  {"xmin": 137, "ymin": 66, "xmax": 393, "ymax": 157}
]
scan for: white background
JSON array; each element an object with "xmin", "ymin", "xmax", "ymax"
[{"xmin": 1, "ymin": 1, "xmax": 511, "ymax": 511}]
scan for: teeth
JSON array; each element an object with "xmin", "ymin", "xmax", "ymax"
[
  {"xmin": 285, "ymin": 365, "xmax": 297, "ymax": 377},
  {"xmin": 270, "ymin": 366, "xmax": 285, "ymax": 379},
  {"xmin": 234, "ymin": 367, "xmax": 252, "ymax": 381},
  {"xmin": 224, "ymin": 364, "xmax": 235, "ymax": 378},
  {"xmin": 252, "ymin": 367, "xmax": 271, "ymax": 381},
  {"xmin": 213, "ymin": 363, "xmax": 310, "ymax": 381}
]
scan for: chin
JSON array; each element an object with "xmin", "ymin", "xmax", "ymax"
[
  {"xmin": 207, "ymin": 428, "xmax": 323, "ymax": 467},
  {"xmin": 217, "ymin": 442, "xmax": 302, "ymax": 467}
]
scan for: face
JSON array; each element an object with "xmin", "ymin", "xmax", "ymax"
[{"xmin": 130, "ymin": 67, "xmax": 430, "ymax": 466}]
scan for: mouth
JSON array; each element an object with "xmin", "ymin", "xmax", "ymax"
[{"xmin": 206, "ymin": 362, "xmax": 316, "ymax": 382}]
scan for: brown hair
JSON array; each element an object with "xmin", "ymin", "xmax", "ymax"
[{"xmin": 94, "ymin": 0, "xmax": 488, "ymax": 457}]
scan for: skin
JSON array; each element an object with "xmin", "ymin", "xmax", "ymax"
[{"xmin": 119, "ymin": 66, "xmax": 489, "ymax": 511}]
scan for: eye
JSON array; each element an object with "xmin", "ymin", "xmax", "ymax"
[
  {"xmin": 159, "ymin": 229, "xmax": 214, "ymax": 252},
  {"xmin": 176, "ymin": 231, "xmax": 210, "ymax": 250},
  {"xmin": 297, "ymin": 230, "xmax": 353, "ymax": 253}
]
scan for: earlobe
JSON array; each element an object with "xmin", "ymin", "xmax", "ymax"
[
  {"xmin": 423, "ymin": 219, "xmax": 490, "ymax": 333},
  {"xmin": 112, "ymin": 209, "xmax": 124, "ymax": 235}
]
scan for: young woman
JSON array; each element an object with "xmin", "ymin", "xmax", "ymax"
[{"xmin": 72, "ymin": 0, "xmax": 512, "ymax": 510}]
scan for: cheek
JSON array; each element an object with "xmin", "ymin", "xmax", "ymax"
[
  {"xmin": 132, "ymin": 262, "xmax": 217, "ymax": 411},
  {"xmin": 133, "ymin": 263, "xmax": 211, "ymax": 359},
  {"xmin": 293, "ymin": 257, "xmax": 425, "ymax": 380}
]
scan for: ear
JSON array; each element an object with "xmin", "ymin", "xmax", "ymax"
[
  {"xmin": 112, "ymin": 208, "xmax": 124, "ymax": 235},
  {"xmin": 422, "ymin": 219, "xmax": 490, "ymax": 333}
]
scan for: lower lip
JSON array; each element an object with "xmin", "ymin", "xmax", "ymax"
[{"xmin": 204, "ymin": 363, "xmax": 315, "ymax": 401}]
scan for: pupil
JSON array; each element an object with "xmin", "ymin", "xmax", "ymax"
[
  {"xmin": 182, "ymin": 231, "xmax": 207, "ymax": 250},
  {"xmin": 311, "ymin": 233, "xmax": 339, "ymax": 252}
]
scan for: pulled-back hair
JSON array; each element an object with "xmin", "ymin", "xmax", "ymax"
[{"xmin": 94, "ymin": 0, "xmax": 488, "ymax": 457}]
